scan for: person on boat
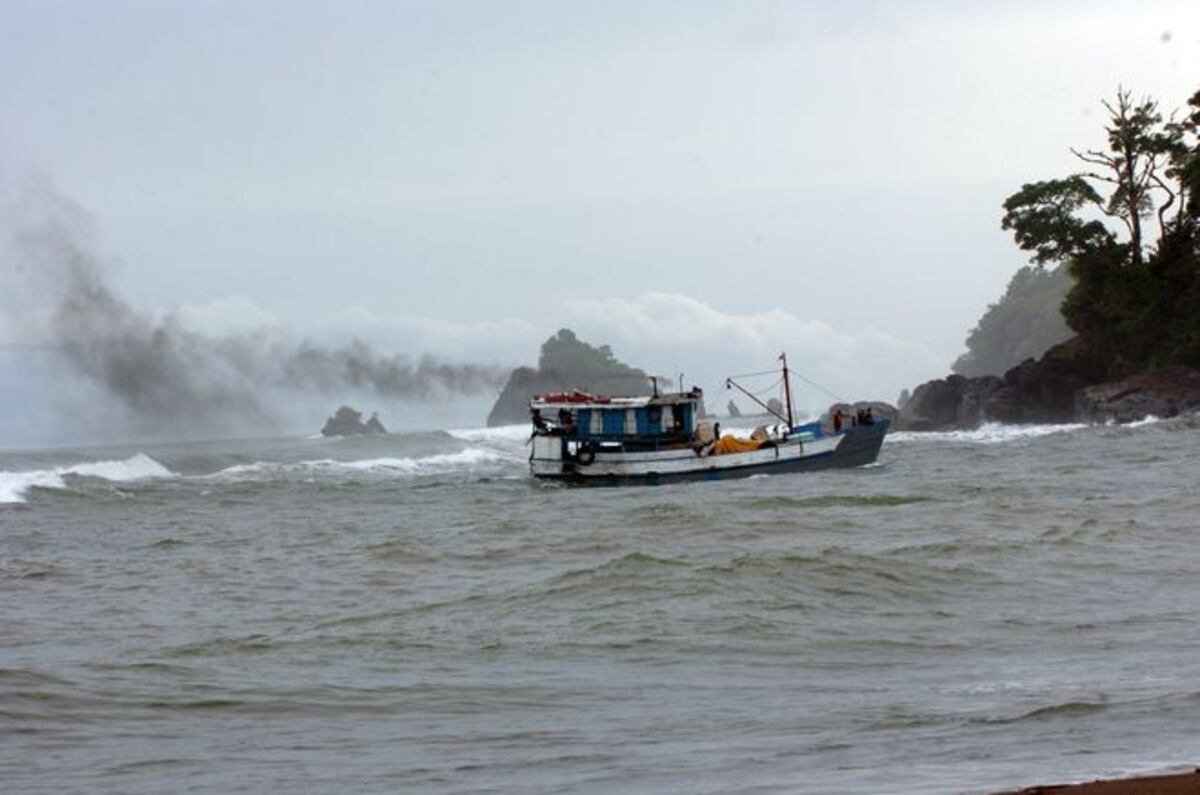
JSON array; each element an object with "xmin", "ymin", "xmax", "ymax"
[
  {"xmin": 862, "ymin": 408, "xmax": 874, "ymax": 426},
  {"xmin": 531, "ymin": 408, "xmax": 549, "ymax": 433},
  {"xmin": 833, "ymin": 408, "xmax": 844, "ymax": 433}
]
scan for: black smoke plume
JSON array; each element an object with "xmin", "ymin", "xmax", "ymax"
[{"xmin": 2, "ymin": 180, "xmax": 507, "ymax": 436}]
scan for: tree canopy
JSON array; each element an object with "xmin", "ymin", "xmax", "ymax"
[
  {"xmin": 952, "ymin": 265, "xmax": 1072, "ymax": 378},
  {"xmin": 537, "ymin": 328, "xmax": 646, "ymax": 380},
  {"xmin": 1001, "ymin": 86, "xmax": 1200, "ymax": 377}
]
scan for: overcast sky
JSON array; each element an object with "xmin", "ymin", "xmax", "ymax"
[{"xmin": 2, "ymin": 1, "xmax": 1199, "ymax": 446}]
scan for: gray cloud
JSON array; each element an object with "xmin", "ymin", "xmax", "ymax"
[{"xmin": 2, "ymin": 180, "xmax": 506, "ymax": 438}]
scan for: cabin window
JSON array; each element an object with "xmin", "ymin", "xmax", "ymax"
[{"xmin": 601, "ymin": 409, "xmax": 625, "ymax": 436}]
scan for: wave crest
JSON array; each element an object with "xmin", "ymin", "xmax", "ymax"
[
  {"xmin": 208, "ymin": 448, "xmax": 509, "ymax": 481},
  {"xmin": 0, "ymin": 453, "xmax": 174, "ymax": 504}
]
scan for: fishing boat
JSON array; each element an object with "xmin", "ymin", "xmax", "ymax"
[{"xmin": 528, "ymin": 355, "xmax": 888, "ymax": 485}]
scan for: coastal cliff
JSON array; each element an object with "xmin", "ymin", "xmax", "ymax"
[
  {"xmin": 899, "ymin": 85, "xmax": 1200, "ymax": 431},
  {"xmin": 896, "ymin": 342, "xmax": 1200, "ymax": 430},
  {"xmin": 486, "ymin": 329, "xmax": 654, "ymax": 427}
]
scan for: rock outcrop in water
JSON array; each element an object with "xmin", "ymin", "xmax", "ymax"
[
  {"xmin": 321, "ymin": 406, "xmax": 387, "ymax": 437},
  {"xmin": 486, "ymin": 329, "xmax": 655, "ymax": 427},
  {"xmin": 896, "ymin": 340, "xmax": 1200, "ymax": 430},
  {"xmin": 1076, "ymin": 368, "xmax": 1200, "ymax": 423}
]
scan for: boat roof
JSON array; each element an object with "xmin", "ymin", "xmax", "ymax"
[{"xmin": 530, "ymin": 391, "xmax": 700, "ymax": 410}]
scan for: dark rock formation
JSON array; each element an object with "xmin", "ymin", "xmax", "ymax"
[
  {"xmin": 486, "ymin": 329, "xmax": 654, "ymax": 427},
  {"xmin": 321, "ymin": 406, "xmax": 387, "ymax": 437},
  {"xmin": 897, "ymin": 338, "xmax": 1200, "ymax": 430},
  {"xmin": 897, "ymin": 350, "xmax": 1099, "ymax": 430},
  {"xmin": 726, "ymin": 399, "xmax": 742, "ymax": 418},
  {"xmin": 1076, "ymin": 368, "xmax": 1200, "ymax": 423}
]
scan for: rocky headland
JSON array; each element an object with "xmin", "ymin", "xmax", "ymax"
[
  {"xmin": 892, "ymin": 85, "xmax": 1200, "ymax": 432},
  {"xmin": 895, "ymin": 341, "xmax": 1200, "ymax": 431},
  {"xmin": 486, "ymin": 329, "xmax": 657, "ymax": 427}
]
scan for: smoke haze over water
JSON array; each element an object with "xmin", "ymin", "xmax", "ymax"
[{"xmin": 1, "ymin": 180, "xmax": 507, "ymax": 440}]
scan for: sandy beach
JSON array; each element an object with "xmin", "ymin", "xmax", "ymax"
[{"xmin": 994, "ymin": 770, "xmax": 1200, "ymax": 794}]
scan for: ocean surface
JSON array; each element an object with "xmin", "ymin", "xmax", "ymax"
[{"xmin": 2, "ymin": 417, "xmax": 1199, "ymax": 793}]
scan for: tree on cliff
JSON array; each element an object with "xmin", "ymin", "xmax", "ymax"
[
  {"xmin": 1001, "ymin": 86, "xmax": 1200, "ymax": 376},
  {"xmin": 537, "ymin": 328, "xmax": 645, "ymax": 379},
  {"xmin": 485, "ymin": 329, "xmax": 654, "ymax": 426},
  {"xmin": 952, "ymin": 265, "xmax": 1072, "ymax": 377}
]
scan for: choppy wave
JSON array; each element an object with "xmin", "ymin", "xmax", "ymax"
[
  {"xmin": 888, "ymin": 421, "xmax": 1089, "ymax": 445},
  {"xmin": 5, "ymin": 412, "xmax": 1200, "ymax": 794},
  {"xmin": 445, "ymin": 424, "xmax": 530, "ymax": 443},
  {"xmin": 0, "ymin": 453, "xmax": 174, "ymax": 504},
  {"xmin": 207, "ymin": 447, "xmax": 510, "ymax": 481},
  {"xmin": 1123, "ymin": 414, "xmax": 1163, "ymax": 428}
]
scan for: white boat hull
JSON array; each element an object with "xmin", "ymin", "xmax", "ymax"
[{"xmin": 530, "ymin": 421, "xmax": 888, "ymax": 485}]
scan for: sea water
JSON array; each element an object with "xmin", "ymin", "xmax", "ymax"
[{"xmin": 2, "ymin": 418, "xmax": 1199, "ymax": 793}]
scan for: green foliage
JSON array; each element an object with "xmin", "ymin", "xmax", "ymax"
[
  {"xmin": 953, "ymin": 266, "xmax": 1073, "ymax": 377},
  {"xmin": 1001, "ymin": 177, "xmax": 1113, "ymax": 265},
  {"xmin": 537, "ymin": 328, "xmax": 645, "ymax": 378},
  {"xmin": 1000, "ymin": 85, "xmax": 1200, "ymax": 378}
]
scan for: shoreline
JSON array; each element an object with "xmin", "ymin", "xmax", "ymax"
[{"xmin": 992, "ymin": 770, "xmax": 1200, "ymax": 794}]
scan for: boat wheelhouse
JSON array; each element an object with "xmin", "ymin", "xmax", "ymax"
[{"xmin": 528, "ymin": 357, "xmax": 888, "ymax": 485}]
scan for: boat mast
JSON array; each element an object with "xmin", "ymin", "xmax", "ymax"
[{"xmin": 779, "ymin": 353, "xmax": 795, "ymax": 429}]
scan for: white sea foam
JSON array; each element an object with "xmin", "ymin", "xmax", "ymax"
[
  {"xmin": 445, "ymin": 424, "xmax": 530, "ymax": 443},
  {"xmin": 68, "ymin": 453, "xmax": 175, "ymax": 481},
  {"xmin": 0, "ymin": 470, "xmax": 67, "ymax": 504},
  {"xmin": 0, "ymin": 453, "xmax": 175, "ymax": 504},
  {"xmin": 209, "ymin": 447, "xmax": 508, "ymax": 481},
  {"xmin": 1123, "ymin": 414, "xmax": 1162, "ymax": 428},
  {"xmin": 887, "ymin": 422, "xmax": 1089, "ymax": 445}
]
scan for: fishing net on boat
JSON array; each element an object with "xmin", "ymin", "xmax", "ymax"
[{"xmin": 714, "ymin": 435, "xmax": 766, "ymax": 455}]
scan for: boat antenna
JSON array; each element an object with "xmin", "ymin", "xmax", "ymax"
[{"xmin": 779, "ymin": 353, "xmax": 795, "ymax": 429}]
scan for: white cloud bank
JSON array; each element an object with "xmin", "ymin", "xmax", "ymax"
[
  {"xmin": 177, "ymin": 290, "xmax": 947, "ymax": 414},
  {"xmin": 0, "ymin": 287, "xmax": 951, "ymax": 447},
  {"xmin": 563, "ymin": 292, "xmax": 946, "ymax": 411}
]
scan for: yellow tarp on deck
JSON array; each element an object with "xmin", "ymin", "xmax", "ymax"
[{"xmin": 713, "ymin": 435, "xmax": 765, "ymax": 455}]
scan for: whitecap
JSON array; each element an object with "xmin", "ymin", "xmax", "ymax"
[
  {"xmin": 207, "ymin": 447, "xmax": 509, "ymax": 481},
  {"xmin": 444, "ymin": 424, "xmax": 530, "ymax": 443},
  {"xmin": 0, "ymin": 470, "xmax": 67, "ymax": 504},
  {"xmin": 887, "ymin": 422, "xmax": 1088, "ymax": 445},
  {"xmin": 67, "ymin": 452, "xmax": 175, "ymax": 481},
  {"xmin": 0, "ymin": 453, "xmax": 175, "ymax": 504},
  {"xmin": 1124, "ymin": 414, "xmax": 1162, "ymax": 427}
]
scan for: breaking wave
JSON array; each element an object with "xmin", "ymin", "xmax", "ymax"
[
  {"xmin": 0, "ymin": 453, "xmax": 175, "ymax": 504},
  {"xmin": 207, "ymin": 448, "xmax": 510, "ymax": 481},
  {"xmin": 445, "ymin": 424, "xmax": 530, "ymax": 443},
  {"xmin": 888, "ymin": 422, "xmax": 1088, "ymax": 445}
]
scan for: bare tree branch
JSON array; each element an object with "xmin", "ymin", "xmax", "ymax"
[{"xmin": 1150, "ymin": 171, "xmax": 1176, "ymax": 235}]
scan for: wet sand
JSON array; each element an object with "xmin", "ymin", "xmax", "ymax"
[{"xmin": 994, "ymin": 770, "xmax": 1200, "ymax": 794}]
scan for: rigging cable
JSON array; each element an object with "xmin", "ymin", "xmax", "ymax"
[{"xmin": 790, "ymin": 372, "xmax": 849, "ymax": 405}]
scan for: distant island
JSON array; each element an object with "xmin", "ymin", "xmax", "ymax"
[
  {"xmin": 486, "ymin": 329, "xmax": 657, "ymax": 426},
  {"xmin": 898, "ymin": 84, "xmax": 1200, "ymax": 429},
  {"xmin": 321, "ymin": 405, "xmax": 387, "ymax": 437}
]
